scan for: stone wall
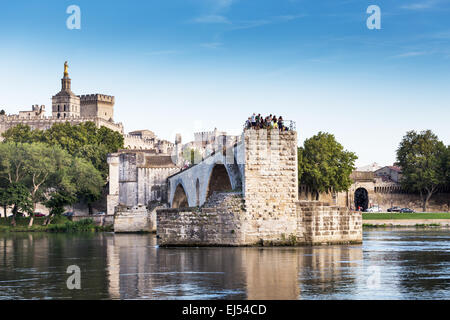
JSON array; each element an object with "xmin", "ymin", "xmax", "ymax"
[
  {"xmin": 242, "ymin": 129, "xmax": 299, "ymax": 243},
  {"xmin": 157, "ymin": 193, "xmax": 362, "ymax": 246},
  {"xmin": 298, "ymin": 201, "xmax": 362, "ymax": 245},
  {"xmin": 300, "ymin": 183, "xmax": 450, "ymax": 213},
  {"xmin": 114, "ymin": 205, "xmax": 153, "ymax": 233},
  {"xmin": 107, "ymin": 151, "xmax": 180, "ymax": 216},
  {"xmin": 157, "ymin": 192, "xmax": 245, "ymax": 246},
  {"xmin": 0, "ymin": 115, "xmax": 124, "ymax": 135}
]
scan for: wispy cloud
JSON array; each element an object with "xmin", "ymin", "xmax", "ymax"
[
  {"xmin": 400, "ymin": 0, "xmax": 439, "ymax": 10},
  {"xmin": 192, "ymin": 14, "xmax": 231, "ymax": 24},
  {"xmin": 231, "ymin": 14, "xmax": 306, "ymax": 30},
  {"xmin": 200, "ymin": 42, "xmax": 223, "ymax": 49},
  {"xmin": 391, "ymin": 51, "xmax": 428, "ymax": 58}
]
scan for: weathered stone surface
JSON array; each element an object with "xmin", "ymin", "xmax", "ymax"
[
  {"xmin": 157, "ymin": 130, "xmax": 363, "ymax": 246},
  {"xmin": 114, "ymin": 205, "xmax": 153, "ymax": 233}
]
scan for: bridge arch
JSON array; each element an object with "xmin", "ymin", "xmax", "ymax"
[
  {"xmin": 206, "ymin": 163, "xmax": 232, "ymax": 199},
  {"xmin": 172, "ymin": 183, "xmax": 189, "ymax": 208}
]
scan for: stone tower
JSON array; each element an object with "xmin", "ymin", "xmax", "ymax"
[
  {"xmin": 78, "ymin": 94, "xmax": 115, "ymax": 121},
  {"xmin": 52, "ymin": 61, "xmax": 81, "ymax": 119}
]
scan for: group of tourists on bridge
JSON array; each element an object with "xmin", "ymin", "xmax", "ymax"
[{"xmin": 245, "ymin": 113, "xmax": 288, "ymax": 131}]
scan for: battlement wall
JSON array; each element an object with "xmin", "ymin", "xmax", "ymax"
[
  {"xmin": 79, "ymin": 94, "xmax": 115, "ymax": 104},
  {"xmin": 0, "ymin": 116, "xmax": 124, "ymax": 134}
]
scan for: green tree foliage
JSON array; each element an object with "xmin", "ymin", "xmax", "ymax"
[
  {"xmin": 70, "ymin": 157, "xmax": 104, "ymax": 213},
  {"xmin": 0, "ymin": 109, "xmax": 6, "ymax": 116},
  {"xmin": 298, "ymin": 132, "xmax": 357, "ymax": 200},
  {"xmin": 0, "ymin": 183, "xmax": 33, "ymax": 226},
  {"xmin": 1, "ymin": 124, "xmax": 44, "ymax": 143},
  {"xmin": 444, "ymin": 146, "xmax": 450, "ymax": 188},
  {"xmin": 0, "ymin": 142, "xmax": 104, "ymax": 226},
  {"xmin": 44, "ymin": 190, "xmax": 77, "ymax": 225},
  {"xmin": 396, "ymin": 130, "xmax": 447, "ymax": 212},
  {"xmin": 1, "ymin": 122, "xmax": 124, "ymax": 179},
  {"xmin": 0, "ymin": 183, "xmax": 11, "ymax": 218}
]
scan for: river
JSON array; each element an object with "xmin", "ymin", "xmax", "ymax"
[{"xmin": 0, "ymin": 229, "xmax": 448, "ymax": 299}]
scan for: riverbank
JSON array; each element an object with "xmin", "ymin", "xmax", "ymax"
[
  {"xmin": 362, "ymin": 212, "xmax": 450, "ymax": 228},
  {"xmin": 363, "ymin": 219, "xmax": 450, "ymax": 228},
  {"xmin": 362, "ymin": 212, "xmax": 450, "ymax": 220},
  {"xmin": 0, "ymin": 217, "xmax": 112, "ymax": 233}
]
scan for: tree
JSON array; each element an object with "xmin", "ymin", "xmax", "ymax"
[
  {"xmin": 396, "ymin": 130, "xmax": 447, "ymax": 212},
  {"xmin": 298, "ymin": 132, "xmax": 357, "ymax": 200},
  {"xmin": 0, "ymin": 183, "xmax": 11, "ymax": 218},
  {"xmin": 44, "ymin": 190, "xmax": 77, "ymax": 225},
  {"xmin": 70, "ymin": 157, "xmax": 104, "ymax": 214},
  {"xmin": 0, "ymin": 142, "xmax": 104, "ymax": 226},
  {"xmin": 2, "ymin": 122, "xmax": 124, "ymax": 179},
  {"xmin": 0, "ymin": 109, "xmax": 5, "ymax": 116},
  {"xmin": 6, "ymin": 183, "xmax": 33, "ymax": 226},
  {"xmin": 1, "ymin": 124, "xmax": 43, "ymax": 143}
]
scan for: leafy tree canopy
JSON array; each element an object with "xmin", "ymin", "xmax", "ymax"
[
  {"xmin": 396, "ymin": 130, "xmax": 447, "ymax": 211},
  {"xmin": 0, "ymin": 142, "xmax": 104, "ymax": 225},
  {"xmin": 298, "ymin": 132, "xmax": 357, "ymax": 199},
  {"xmin": 1, "ymin": 122, "xmax": 124, "ymax": 179}
]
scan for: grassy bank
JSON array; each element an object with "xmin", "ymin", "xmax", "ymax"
[
  {"xmin": 0, "ymin": 216, "xmax": 112, "ymax": 233},
  {"xmin": 363, "ymin": 223, "xmax": 442, "ymax": 228},
  {"xmin": 362, "ymin": 212, "xmax": 450, "ymax": 220}
]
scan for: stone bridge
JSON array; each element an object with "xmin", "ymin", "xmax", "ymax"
[
  {"xmin": 167, "ymin": 141, "xmax": 245, "ymax": 208},
  {"xmin": 159, "ymin": 129, "xmax": 363, "ymax": 246}
]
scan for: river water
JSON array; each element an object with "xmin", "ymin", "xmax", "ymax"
[{"xmin": 0, "ymin": 229, "xmax": 449, "ymax": 300}]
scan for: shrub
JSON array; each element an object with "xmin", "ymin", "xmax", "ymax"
[{"xmin": 47, "ymin": 218, "xmax": 95, "ymax": 233}]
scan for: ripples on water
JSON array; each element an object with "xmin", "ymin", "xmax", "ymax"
[{"xmin": 0, "ymin": 229, "xmax": 448, "ymax": 300}]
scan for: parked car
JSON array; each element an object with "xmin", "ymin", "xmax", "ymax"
[
  {"xmin": 400, "ymin": 208, "xmax": 415, "ymax": 213},
  {"xmin": 63, "ymin": 211, "xmax": 74, "ymax": 217},
  {"xmin": 96, "ymin": 211, "xmax": 106, "ymax": 215},
  {"xmin": 387, "ymin": 206, "xmax": 402, "ymax": 212},
  {"xmin": 365, "ymin": 206, "xmax": 382, "ymax": 213},
  {"xmin": 34, "ymin": 212, "xmax": 46, "ymax": 217}
]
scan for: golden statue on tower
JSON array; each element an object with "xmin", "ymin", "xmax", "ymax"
[{"xmin": 64, "ymin": 61, "xmax": 69, "ymax": 77}]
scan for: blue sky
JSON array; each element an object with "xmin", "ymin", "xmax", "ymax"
[{"xmin": 0, "ymin": 0, "xmax": 449, "ymax": 166}]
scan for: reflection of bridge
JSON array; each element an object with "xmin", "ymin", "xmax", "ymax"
[
  {"xmin": 105, "ymin": 234, "xmax": 363, "ymax": 299},
  {"xmin": 168, "ymin": 142, "xmax": 245, "ymax": 208}
]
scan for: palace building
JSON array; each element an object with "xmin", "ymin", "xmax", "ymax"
[{"xmin": 0, "ymin": 62, "xmax": 174, "ymax": 154}]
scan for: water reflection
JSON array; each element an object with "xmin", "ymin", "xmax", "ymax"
[{"xmin": 0, "ymin": 229, "xmax": 449, "ymax": 300}]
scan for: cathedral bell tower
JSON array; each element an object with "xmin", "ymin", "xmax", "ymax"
[{"xmin": 52, "ymin": 61, "xmax": 81, "ymax": 119}]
